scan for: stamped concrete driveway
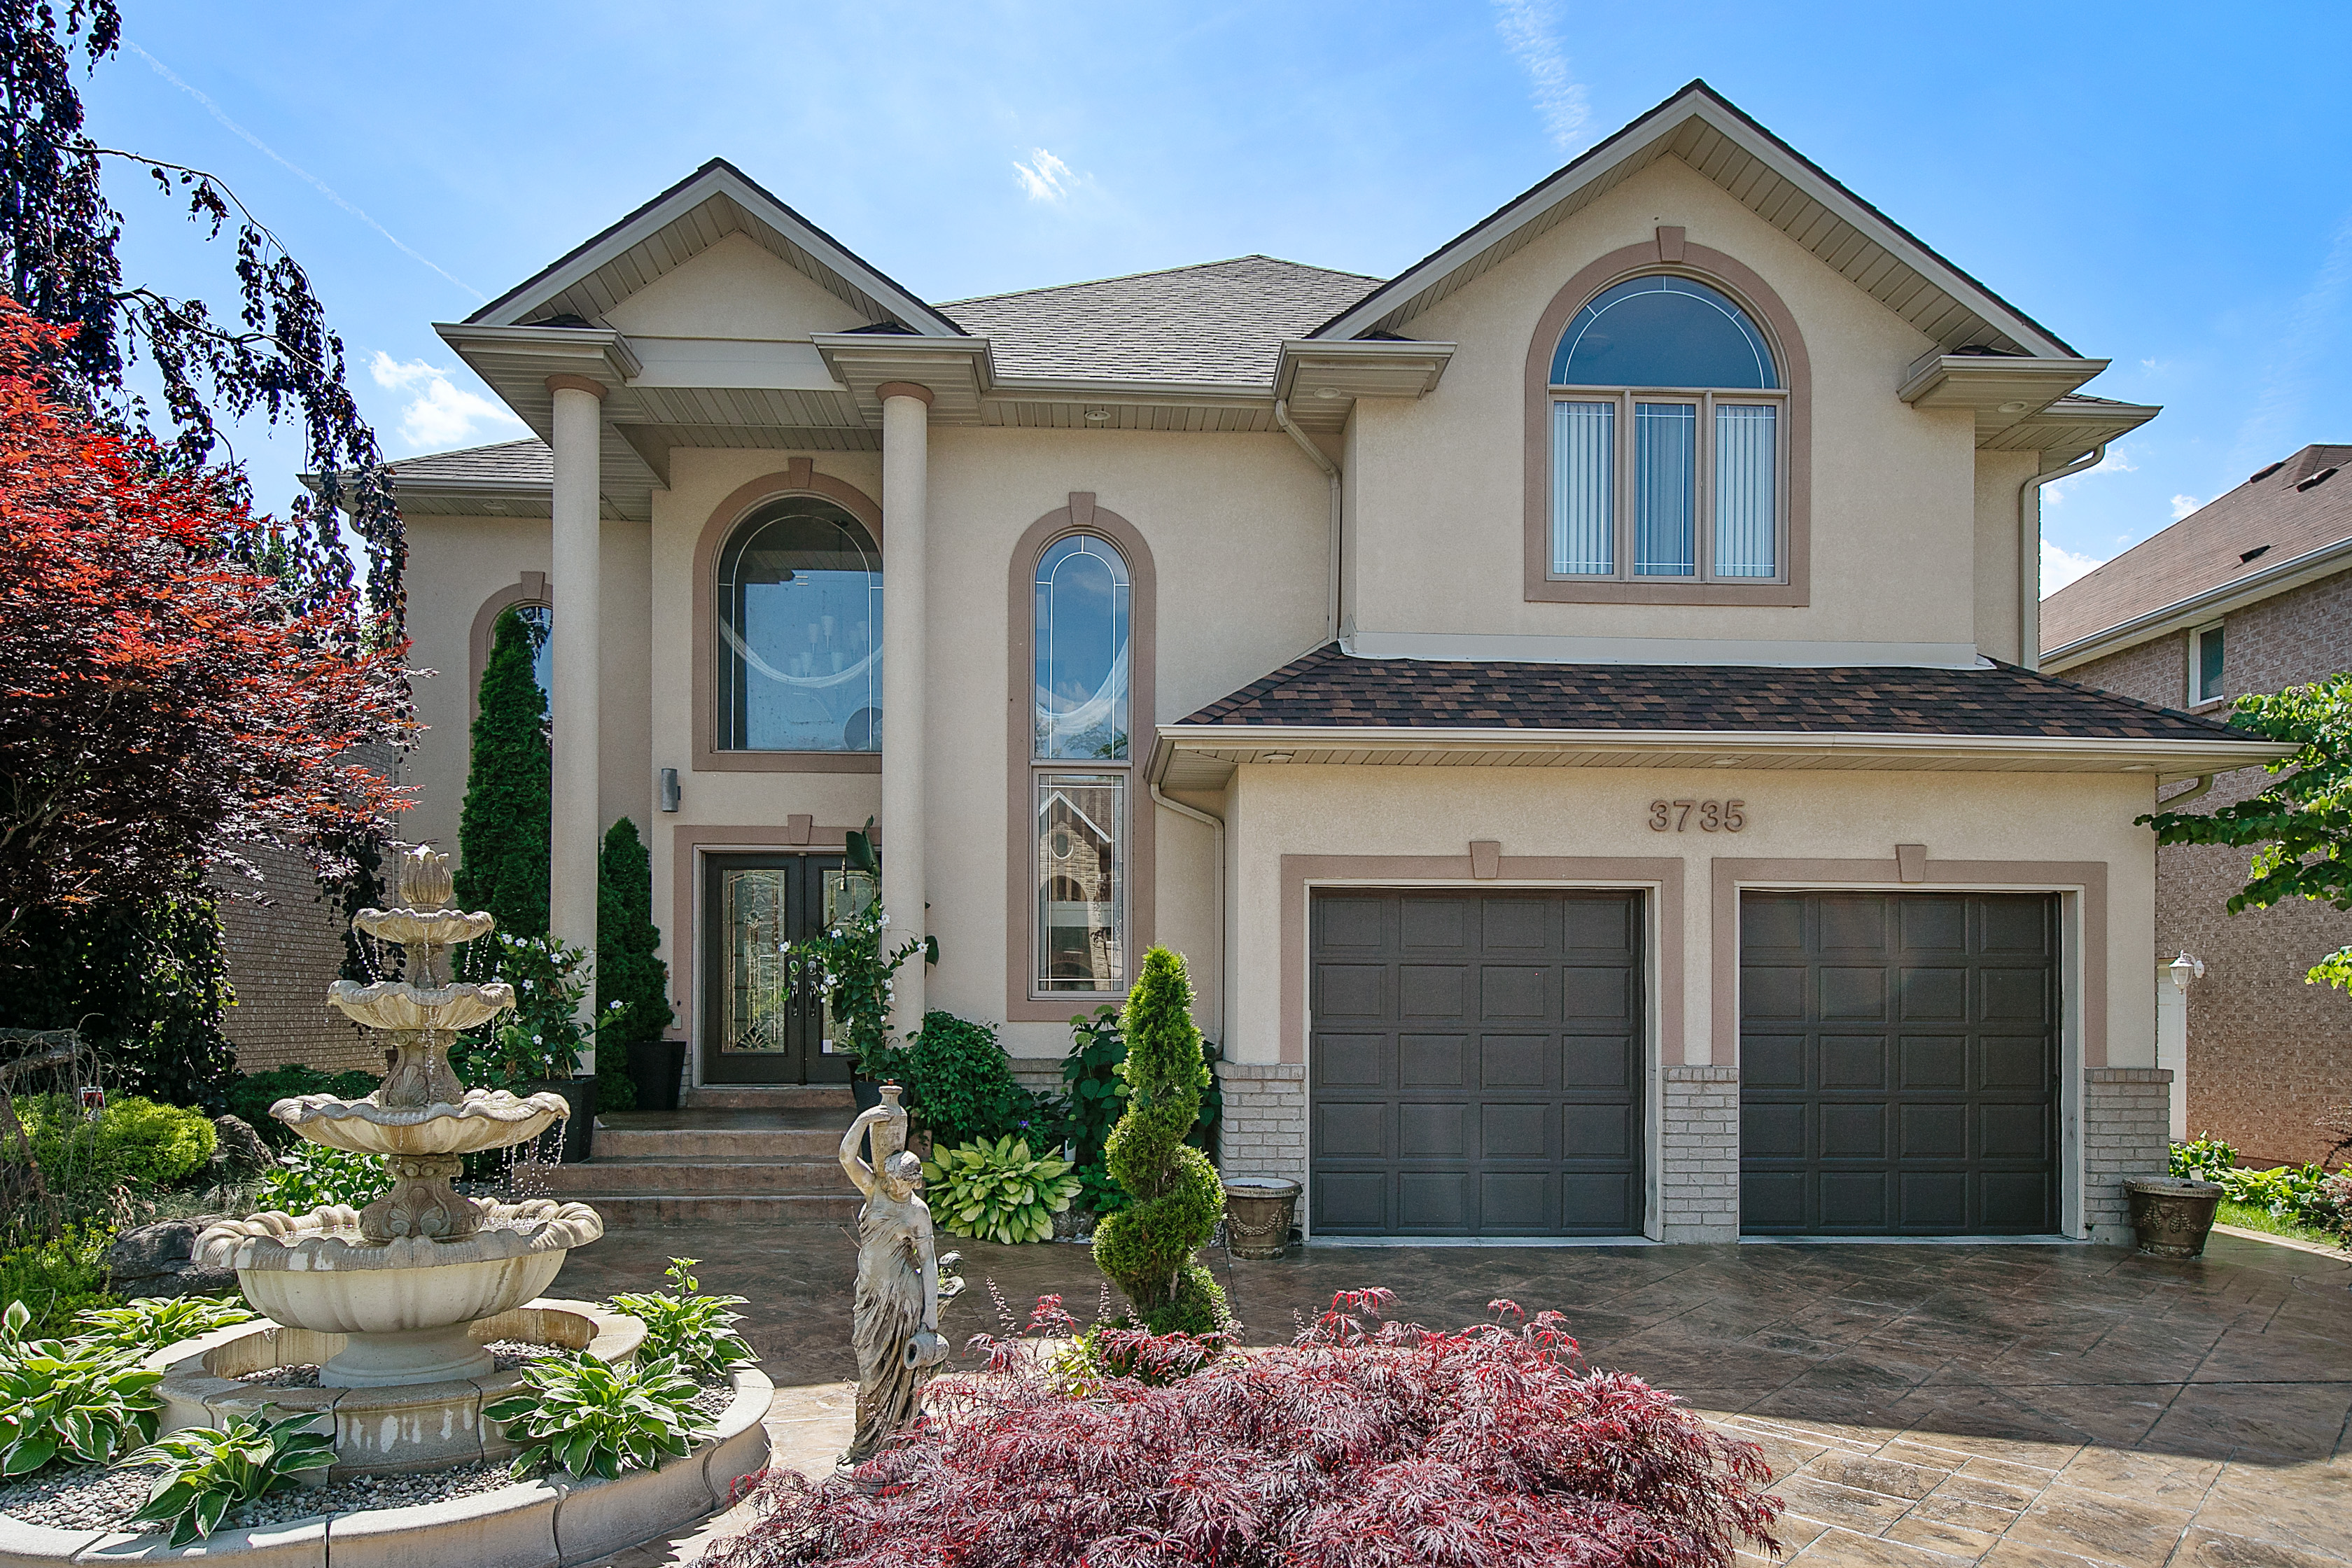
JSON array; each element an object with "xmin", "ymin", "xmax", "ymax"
[{"xmin": 559, "ymin": 1226, "xmax": 2352, "ymax": 1568}]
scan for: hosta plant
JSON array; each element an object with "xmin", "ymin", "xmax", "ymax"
[
  {"xmin": 708, "ymin": 1289, "xmax": 1781, "ymax": 1568},
  {"xmin": 120, "ymin": 1406, "xmax": 334, "ymax": 1546},
  {"xmin": 0, "ymin": 1301, "xmax": 166, "ymax": 1475},
  {"xmin": 920, "ymin": 1135, "xmax": 1079, "ymax": 1245},
  {"xmin": 75, "ymin": 1296, "xmax": 255, "ymax": 1354},
  {"xmin": 258, "ymin": 1142, "xmax": 392, "ymax": 1212},
  {"xmin": 607, "ymin": 1257, "xmax": 758, "ymax": 1379},
  {"xmin": 484, "ymin": 1350, "xmax": 714, "ymax": 1480}
]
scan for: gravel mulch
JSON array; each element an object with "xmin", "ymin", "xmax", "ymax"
[
  {"xmin": 230, "ymin": 1340, "xmax": 564, "ymax": 1390},
  {"xmin": 0, "ymin": 1461, "xmax": 517, "ymax": 1535}
]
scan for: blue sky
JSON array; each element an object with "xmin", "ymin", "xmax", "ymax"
[{"xmin": 80, "ymin": 1, "xmax": 2352, "ymax": 596}]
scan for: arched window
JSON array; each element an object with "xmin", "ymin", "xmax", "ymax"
[
  {"xmin": 511, "ymin": 603, "xmax": 554, "ymax": 708},
  {"xmin": 1030, "ymin": 529, "xmax": 1131, "ymax": 994},
  {"xmin": 714, "ymin": 496, "xmax": 883, "ymax": 752},
  {"xmin": 1549, "ymin": 274, "xmax": 1784, "ymax": 583},
  {"xmin": 1033, "ymin": 533, "xmax": 1130, "ymax": 760}
]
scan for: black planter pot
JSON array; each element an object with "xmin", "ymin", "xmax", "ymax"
[
  {"xmin": 626, "ymin": 1039, "xmax": 687, "ymax": 1112},
  {"xmin": 526, "ymin": 1077, "xmax": 596, "ymax": 1165}
]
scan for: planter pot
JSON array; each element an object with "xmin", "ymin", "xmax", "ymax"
[
  {"xmin": 524, "ymin": 1078, "xmax": 595, "ymax": 1166},
  {"xmin": 626, "ymin": 1039, "xmax": 687, "ymax": 1112},
  {"xmin": 1221, "ymin": 1177, "xmax": 1301, "ymax": 1261},
  {"xmin": 2126, "ymin": 1176, "xmax": 2225, "ymax": 1258}
]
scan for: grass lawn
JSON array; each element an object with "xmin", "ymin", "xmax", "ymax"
[{"xmin": 2215, "ymin": 1198, "xmax": 2342, "ymax": 1250}]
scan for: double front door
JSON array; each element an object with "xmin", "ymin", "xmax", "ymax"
[{"xmin": 701, "ymin": 853, "xmax": 864, "ymax": 1086}]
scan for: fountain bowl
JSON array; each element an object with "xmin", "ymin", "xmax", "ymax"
[
  {"xmin": 328, "ymin": 979, "xmax": 513, "ymax": 1033},
  {"xmin": 273, "ymin": 1087, "xmax": 572, "ymax": 1156}
]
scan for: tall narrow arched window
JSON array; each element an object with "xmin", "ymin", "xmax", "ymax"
[
  {"xmin": 714, "ymin": 496, "xmax": 883, "ymax": 752},
  {"xmin": 1031, "ymin": 531, "xmax": 1130, "ymax": 993},
  {"xmin": 1549, "ymin": 274, "xmax": 1784, "ymax": 583},
  {"xmin": 512, "ymin": 603, "xmax": 554, "ymax": 708}
]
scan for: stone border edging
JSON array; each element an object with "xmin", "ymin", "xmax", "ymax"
[
  {"xmin": 0, "ymin": 1366, "xmax": 775, "ymax": 1567},
  {"xmin": 2211, "ymin": 1222, "xmax": 2349, "ymax": 1261}
]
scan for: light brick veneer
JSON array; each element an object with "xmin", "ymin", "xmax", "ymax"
[
  {"xmin": 1660, "ymin": 1065, "xmax": 1740, "ymax": 1242},
  {"xmin": 1010, "ymin": 1057, "xmax": 1305, "ymax": 1183},
  {"xmin": 2084, "ymin": 1066, "xmax": 2173, "ymax": 1245},
  {"xmin": 213, "ymin": 839, "xmax": 374, "ymax": 1075}
]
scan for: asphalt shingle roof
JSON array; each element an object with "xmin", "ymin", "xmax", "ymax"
[
  {"xmin": 939, "ymin": 256, "xmax": 1381, "ymax": 388},
  {"xmin": 1178, "ymin": 643, "xmax": 2248, "ymax": 743},
  {"xmin": 386, "ymin": 438, "xmax": 551, "ymax": 486}
]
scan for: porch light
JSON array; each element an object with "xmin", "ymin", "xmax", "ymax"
[
  {"xmin": 1261, "ymin": 751, "xmax": 1295, "ymax": 762},
  {"xmin": 2168, "ymin": 950, "xmax": 2204, "ymax": 992}
]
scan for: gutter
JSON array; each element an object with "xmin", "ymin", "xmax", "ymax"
[
  {"xmin": 1148, "ymin": 779, "xmax": 1228, "ymax": 1046},
  {"xmin": 2019, "ymin": 444, "xmax": 2106, "ymax": 671},
  {"xmin": 1273, "ymin": 398, "xmax": 1344, "ymax": 643},
  {"xmin": 2043, "ymin": 531, "xmax": 2352, "ymax": 672}
]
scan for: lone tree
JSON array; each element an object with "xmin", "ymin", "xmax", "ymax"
[
  {"xmin": 454, "ymin": 610, "xmax": 550, "ymax": 941},
  {"xmin": 596, "ymin": 817, "xmax": 673, "ymax": 1110},
  {"xmin": 1093, "ymin": 946, "xmax": 1228, "ymax": 1334}
]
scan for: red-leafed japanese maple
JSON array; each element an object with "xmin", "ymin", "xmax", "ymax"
[
  {"xmin": 708, "ymin": 1289, "xmax": 1781, "ymax": 1568},
  {"xmin": 0, "ymin": 298, "xmax": 407, "ymax": 944}
]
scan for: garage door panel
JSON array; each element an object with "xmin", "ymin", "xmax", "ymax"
[
  {"xmin": 1312, "ymin": 889, "xmax": 1642, "ymax": 1238},
  {"xmin": 1742, "ymin": 891, "xmax": 2057, "ymax": 1237},
  {"xmin": 1315, "ymin": 897, "xmax": 1388, "ymax": 951}
]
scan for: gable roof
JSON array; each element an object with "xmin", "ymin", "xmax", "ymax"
[
  {"xmin": 1312, "ymin": 79, "xmax": 2075, "ymax": 358},
  {"xmin": 464, "ymin": 158, "xmax": 964, "ymax": 338},
  {"xmin": 940, "ymin": 256, "xmax": 1379, "ymax": 388},
  {"xmin": 2041, "ymin": 444, "xmax": 2352, "ymax": 661}
]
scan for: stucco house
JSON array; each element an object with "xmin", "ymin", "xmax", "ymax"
[
  {"xmin": 2043, "ymin": 444, "xmax": 2352, "ymax": 1166},
  {"xmin": 386, "ymin": 81, "xmax": 2282, "ymax": 1243}
]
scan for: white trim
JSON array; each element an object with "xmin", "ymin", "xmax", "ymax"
[
  {"xmin": 2190, "ymin": 620, "xmax": 2227, "ymax": 708},
  {"xmin": 1340, "ymin": 631, "xmax": 1984, "ymax": 668}
]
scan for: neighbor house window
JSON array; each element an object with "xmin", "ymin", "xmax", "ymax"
[
  {"xmin": 1032, "ymin": 531, "xmax": 1130, "ymax": 993},
  {"xmin": 2192, "ymin": 622, "xmax": 2225, "ymax": 706},
  {"xmin": 1549, "ymin": 274, "xmax": 1784, "ymax": 582},
  {"xmin": 715, "ymin": 496, "xmax": 882, "ymax": 752}
]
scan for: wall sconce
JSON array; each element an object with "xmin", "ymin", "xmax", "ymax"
[
  {"xmin": 2167, "ymin": 950, "xmax": 2204, "ymax": 993},
  {"xmin": 659, "ymin": 768, "xmax": 681, "ymax": 813}
]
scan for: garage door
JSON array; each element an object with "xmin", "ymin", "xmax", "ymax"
[
  {"xmin": 1309, "ymin": 889, "xmax": 1644, "ymax": 1237},
  {"xmin": 1740, "ymin": 891, "xmax": 2058, "ymax": 1236}
]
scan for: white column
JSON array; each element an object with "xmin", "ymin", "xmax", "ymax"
[
  {"xmin": 878, "ymin": 382, "xmax": 932, "ymax": 1042},
  {"xmin": 547, "ymin": 374, "xmax": 605, "ymax": 1072},
  {"xmin": 2155, "ymin": 962, "xmax": 2189, "ymax": 1143}
]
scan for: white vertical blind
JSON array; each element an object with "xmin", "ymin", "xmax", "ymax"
[
  {"xmin": 1714, "ymin": 404, "xmax": 1777, "ymax": 578},
  {"xmin": 1550, "ymin": 400, "xmax": 1615, "ymax": 574},
  {"xmin": 1634, "ymin": 402, "xmax": 1696, "ymax": 576}
]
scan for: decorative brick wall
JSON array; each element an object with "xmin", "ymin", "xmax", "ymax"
[
  {"xmin": 2067, "ymin": 573, "xmax": 2352, "ymax": 1165},
  {"xmin": 1011, "ymin": 1057, "xmax": 1306, "ymax": 1182},
  {"xmin": 212, "ymin": 840, "xmax": 375, "ymax": 1076},
  {"xmin": 1660, "ymin": 1065, "xmax": 1740, "ymax": 1242},
  {"xmin": 2083, "ymin": 1067, "xmax": 2173, "ymax": 1244}
]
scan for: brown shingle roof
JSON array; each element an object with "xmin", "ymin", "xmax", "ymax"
[
  {"xmin": 1178, "ymin": 643, "xmax": 2245, "ymax": 743},
  {"xmin": 386, "ymin": 438, "xmax": 551, "ymax": 486},
  {"xmin": 2041, "ymin": 444, "xmax": 2352, "ymax": 652},
  {"xmin": 939, "ymin": 256, "xmax": 1380, "ymax": 388}
]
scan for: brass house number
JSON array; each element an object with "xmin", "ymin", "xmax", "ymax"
[{"xmin": 1648, "ymin": 799, "xmax": 1746, "ymax": 833}]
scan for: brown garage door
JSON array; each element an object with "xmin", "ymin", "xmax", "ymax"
[
  {"xmin": 1309, "ymin": 889, "xmax": 1644, "ymax": 1237},
  {"xmin": 1740, "ymin": 890, "xmax": 2059, "ymax": 1236}
]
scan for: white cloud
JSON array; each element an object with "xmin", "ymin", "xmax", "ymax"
[
  {"xmin": 1013, "ymin": 148, "xmax": 1080, "ymax": 203},
  {"xmin": 1491, "ymin": 0, "xmax": 1589, "ymax": 150},
  {"xmin": 2171, "ymin": 494, "xmax": 2203, "ymax": 521},
  {"xmin": 2040, "ymin": 444, "xmax": 2137, "ymax": 506},
  {"xmin": 2041, "ymin": 540, "xmax": 2107, "ymax": 596},
  {"xmin": 369, "ymin": 351, "xmax": 526, "ymax": 451}
]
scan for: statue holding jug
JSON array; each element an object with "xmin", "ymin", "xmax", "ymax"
[{"xmin": 838, "ymin": 1084, "xmax": 956, "ymax": 1464}]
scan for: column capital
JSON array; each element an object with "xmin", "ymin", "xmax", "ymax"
[
  {"xmin": 545, "ymin": 373, "xmax": 609, "ymax": 400},
  {"xmin": 874, "ymin": 381, "xmax": 935, "ymax": 407}
]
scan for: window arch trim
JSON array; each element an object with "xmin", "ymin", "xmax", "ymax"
[
  {"xmin": 1004, "ymin": 493, "xmax": 1157, "ymax": 1021},
  {"xmin": 1522, "ymin": 238, "xmax": 1812, "ymax": 606},
  {"xmin": 690, "ymin": 460, "xmax": 886, "ymax": 774}
]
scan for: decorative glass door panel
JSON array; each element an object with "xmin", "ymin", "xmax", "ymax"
[{"xmin": 701, "ymin": 853, "xmax": 851, "ymax": 1085}]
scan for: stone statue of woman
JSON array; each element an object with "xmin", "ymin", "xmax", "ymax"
[{"xmin": 837, "ymin": 1084, "xmax": 954, "ymax": 1464}]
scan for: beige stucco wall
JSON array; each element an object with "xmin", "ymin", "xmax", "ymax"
[
  {"xmin": 1975, "ymin": 450, "xmax": 2040, "ymax": 664},
  {"xmin": 1343, "ymin": 156, "xmax": 1982, "ymax": 646},
  {"xmin": 602, "ymin": 232, "xmax": 871, "ymax": 341}
]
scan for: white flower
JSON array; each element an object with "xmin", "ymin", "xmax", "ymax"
[
  {"xmin": 608, "ymin": 1000, "xmax": 623, "ymax": 1011},
  {"xmin": 532, "ymin": 1035, "xmax": 543, "ymax": 1045}
]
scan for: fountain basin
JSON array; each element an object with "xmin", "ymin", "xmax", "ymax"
[
  {"xmin": 327, "ymin": 979, "xmax": 514, "ymax": 1033},
  {"xmin": 351, "ymin": 906, "xmax": 496, "ymax": 948},
  {"xmin": 273, "ymin": 1088, "xmax": 572, "ymax": 1156}
]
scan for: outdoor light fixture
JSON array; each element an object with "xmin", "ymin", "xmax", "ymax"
[
  {"xmin": 1083, "ymin": 406, "xmax": 1112, "ymax": 423},
  {"xmin": 1997, "ymin": 400, "xmax": 2030, "ymax": 414},
  {"xmin": 1315, "ymin": 386, "xmax": 1342, "ymax": 399},
  {"xmin": 659, "ymin": 767, "xmax": 681, "ymax": 813},
  {"xmin": 2168, "ymin": 950, "xmax": 2204, "ymax": 992},
  {"xmin": 1261, "ymin": 751, "xmax": 1295, "ymax": 762}
]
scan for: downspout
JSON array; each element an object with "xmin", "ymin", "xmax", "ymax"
[
  {"xmin": 2155, "ymin": 774, "xmax": 2216, "ymax": 811},
  {"xmin": 1149, "ymin": 778, "xmax": 1227, "ymax": 1046},
  {"xmin": 2017, "ymin": 443, "xmax": 2106, "ymax": 671},
  {"xmin": 1274, "ymin": 398, "xmax": 1343, "ymax": 645}
]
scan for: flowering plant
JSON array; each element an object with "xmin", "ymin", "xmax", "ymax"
[
  {"xmin": 456, "ymin": 932, "xmax": 620, "ymax": 1092},
  {"xmin": 778, "ymin": 901, "xmax": 921, "ymax": 1079}
]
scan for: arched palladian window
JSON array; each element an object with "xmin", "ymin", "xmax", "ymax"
[
  {"xmin": 715, "ymin": 496, "xmax": 883, "ymax": 752},
  {"xmin": 1549, "ymin": 274, "xmax": 1784, "ymax": 583},
  {"xmin": 1032, "ymin": 531, "xmax": 1130, "ymax": 993}
]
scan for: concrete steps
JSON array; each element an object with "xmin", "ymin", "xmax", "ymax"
[
  {"xmin": 540, "ymin": 1096, "xmax": 863, "ymax": 1228},
  {"xmin": 679, "ymin": 1084, "xmax": 855, "ymax": 1112}
]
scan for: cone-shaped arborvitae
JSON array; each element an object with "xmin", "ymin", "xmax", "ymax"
[{"xmin": 1092, "ymin": 946, "xmax": 1229, "ymax": 1334}]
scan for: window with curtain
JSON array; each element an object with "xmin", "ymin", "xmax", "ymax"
[
  {"xmin": 715, "ymin": 497, "xmax": 883, "ymax": 752},
  {"xmin": 1031, "ymin": 531, "xmax": 1131, "ymax": 995},
  {"xmin": 1549, "ymin": 274, "xmax": 1784, "ymax": 583}
]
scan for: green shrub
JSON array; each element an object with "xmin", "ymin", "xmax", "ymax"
[
  {"xmin": 922, "ymin": 1135, "xmax": 1079, "ymax": 1245},
  {"xmin": 1060, "ymin": 1004, "xmax": 1222, "ymax": 1217},
  {"xmin": 258, "ymin": 1143, "xmax": 391, "ymax": 1212},
  {"xmin": 1091, "ymin": 948, "xmax": 1228, "ymax": 1334},
  {"xmin": 607, "ymin": 1258, "xmax": 757, "ymax": 1379},
  {"xmin": 0, "ymin": 1299, "xmax": 164, "ymax": 1476},
  {"xmin": 0, "ymin": 1224, "xmax": 114, "ymax": 1338},
  {"xmin": 909, "ymin": 1012, "xmax": 1041, "ymax": 1148},
  {"xmin": 223, "ymin": 1068, "xmax": 381, "ymax": 1151},
  {"xmin": 484, "ymin": 1351, "xmax": 713, "ymax": 1480},
  {"xmin": 120, "ymin": 1406, "xmax": 333, "ymax": 1545},
  {"xmin": 596, "ymin": 818, "xmax": 671, "ymax": 1113},
  {"xmin": 2170, "ymin": 1137, "xmax": 2239, "ymax": 1183},
  {"xmin": 74, "ymin": 1296, "xmax": 254, "ymax": 1354},
  {"xmin": 455, "ymin": 607, "xmax": 552, "ymax": 942},
  {"xmin": 2222, "ymin": 1161, "xmax": 2332, "ymax": 1222},
  {"xmin": 14, "ymin": 1096, "xmax": 215, "ymax": 1198}
]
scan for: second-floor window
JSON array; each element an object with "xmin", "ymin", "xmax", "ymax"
[
  {"xmin": 715, "ymin": 496, "xmax": 883, "ymax": 752},
  {"xmin": 1032, "ymin": 531, "xmax": 1131, "ymax": 994},
  {"xmin": 1549, "ymin": 274, "xmax": 1785, "ymax": 582}
]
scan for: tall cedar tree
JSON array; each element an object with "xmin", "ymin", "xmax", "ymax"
[
  {"xmin": 455, "ymin": 610, "xmax": 550, "ymax": 940},
  {"xmin": 596, "ymin": 817, "xmax": 672, "ymax": 1111},
  {"xmin": 1092, "ymin": 946, "xmax": 1228, "ymax": 1334}
]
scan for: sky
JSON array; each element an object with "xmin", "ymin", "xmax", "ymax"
[{"xmin": 76, "ymin": 1, "xmax": 2352, "ymax": 599}]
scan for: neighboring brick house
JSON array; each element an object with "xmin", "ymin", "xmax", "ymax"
[{"xmin": 2043, "ymin": 444, "xmax": 2352, "ymax": 1166}]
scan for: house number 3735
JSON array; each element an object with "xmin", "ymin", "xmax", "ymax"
[{"xmin": 1648, "ymin": 799, "xmax": 1746, "ymax": 832}]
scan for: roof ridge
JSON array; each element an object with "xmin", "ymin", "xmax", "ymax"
[{"xmin": 940, "ymin": 255, "xmax": 1382, "ymax": 308}]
